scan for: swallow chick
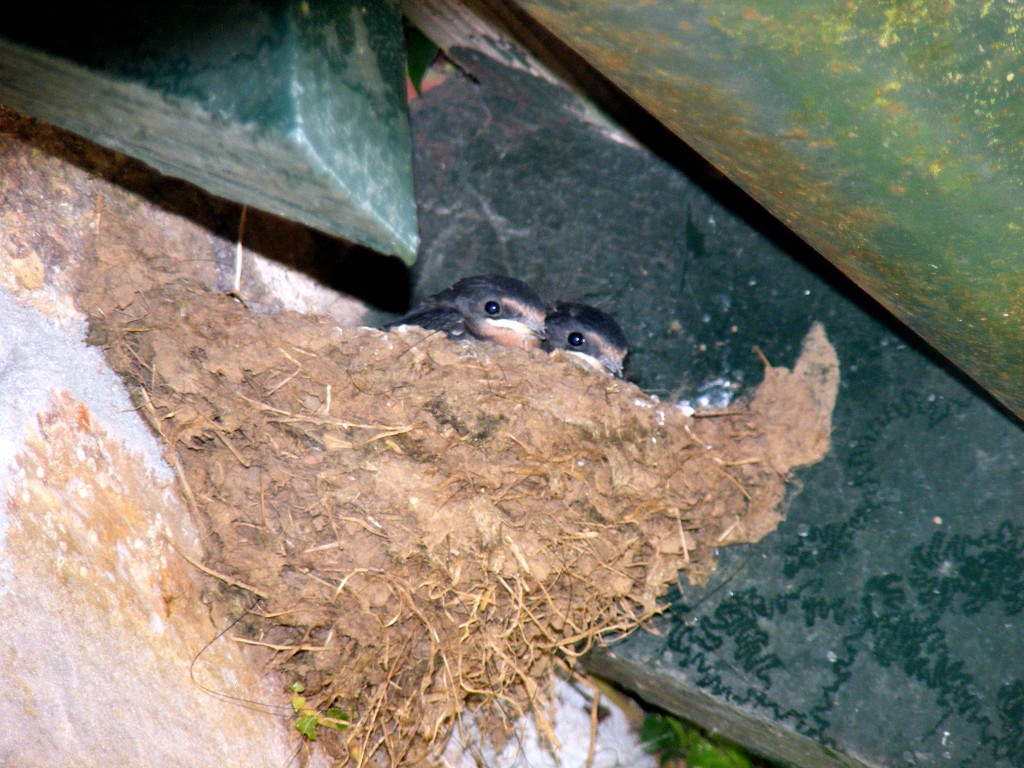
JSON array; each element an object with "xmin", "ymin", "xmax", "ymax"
[
  {"xmin": 384, "ymin": 275, "xmax": 547, "ymax": 350},
  {"xmin": 543, "ymin": 302, "xmax": 629, "ymax": 378}
]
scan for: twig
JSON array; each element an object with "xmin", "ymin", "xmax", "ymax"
[
  {"xmin": 233, "ymin": 637, "xmax": 328, "ymax": 652},
  {"xmin": 715, "ymin": 466, "xmax": 752, "ymax": 500},
  {"xmin": 171, "ymin": 544, "xmax": 269, "ymax": 599},
  {"xmin": 213, "ymin": 427, "xmax": 251, "ymax": 467}
]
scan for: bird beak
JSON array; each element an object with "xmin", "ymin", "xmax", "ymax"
[
  {"xmin": 564, "ymin": 350, "xmax": 623, "ymax": 377},
  {"xmin": 482, "ymin": 318, "xmax": 545, "ymax": 350},
  {"xmin": 567, "ymin": 350, "xmax": 608, "ymax": 372}
]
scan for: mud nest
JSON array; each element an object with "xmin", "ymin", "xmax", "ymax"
[{"xmin": 90, "ymin": 279, "xmax": 837, "ymax": 765}]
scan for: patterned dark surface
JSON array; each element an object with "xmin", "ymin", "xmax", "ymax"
[{"xmin": 408, "ymin": 51, "xmax": 1024, "ymax": 768}]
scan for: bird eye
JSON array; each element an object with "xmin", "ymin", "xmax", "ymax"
[
  {"xmin": 568, "ymin": 332, "xmax": 585, "ymax": 347},
  {"xmin": 484, "ymin": 300, "xmax": 501, "ymax": 316}
]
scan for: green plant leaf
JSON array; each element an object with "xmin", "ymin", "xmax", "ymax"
[
  {"xmin": 640, "ymin": 714, "xmax": 687, "ymax": 762},
  {"xmin": 288, "ymin": 681, "xmax": 305, "ymax": 693},
  {"xmin": 641, "ymin": 713, "xmax": 758, "ymax": 768},
  {"xmin": 404, "ymin": 20, "xmax": 439, "ymax": 95},
  {"xmin": 290, "ymin": 694, "xmax": 306, "ymax": 713},
  {"xmin": 689, "ymin": 734, "xmax": 754, "ymax": 768},
  {"xmin": 324, "ymin": 707, "xmax": 350, "ymax": 728},
  {"xmin": 295, "ymin": 714, "xmax": 320, "ymax": 740}
]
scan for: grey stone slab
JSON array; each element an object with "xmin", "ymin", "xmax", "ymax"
[{"xmin": 0, "ymin": 0, "xmax": 417, "ymax": 260}]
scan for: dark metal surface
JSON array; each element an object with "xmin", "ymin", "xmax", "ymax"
[
  {"xmin": 409, "ymin": 51, "xmax": 1024, "ymax": 768},
  {"xmin": 513, "ymin": 0, "xmax": 1024, "ymax": 423},
  {"xmin": 0, "ymin": 0, "xmax": 418, "ymax": 260}
]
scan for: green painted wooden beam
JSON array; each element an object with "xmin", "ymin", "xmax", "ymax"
[
  {"xmin": 515, "ymin": 0, "xmax": 1024, "ymax": 420},
  {"xmin": 0, "ymin": 0, "xmax": 418, "ymax": 261}
]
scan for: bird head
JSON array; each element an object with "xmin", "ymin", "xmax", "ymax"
[
  {"xmin": 446, "ymin": 275, "xmax": 547, "ymax": 350},
  {"xmin": 543, "ymin": 302, "xmax": 629, "ymax": 377}
]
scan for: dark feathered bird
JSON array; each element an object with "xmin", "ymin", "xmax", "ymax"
[
  {"xmin": 543, "ymin": 302, "xmax": 629, "ymax": 377},
  {"xmin": 385, "ymin": 275, "xmax": 547, "ymax": 350}
]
